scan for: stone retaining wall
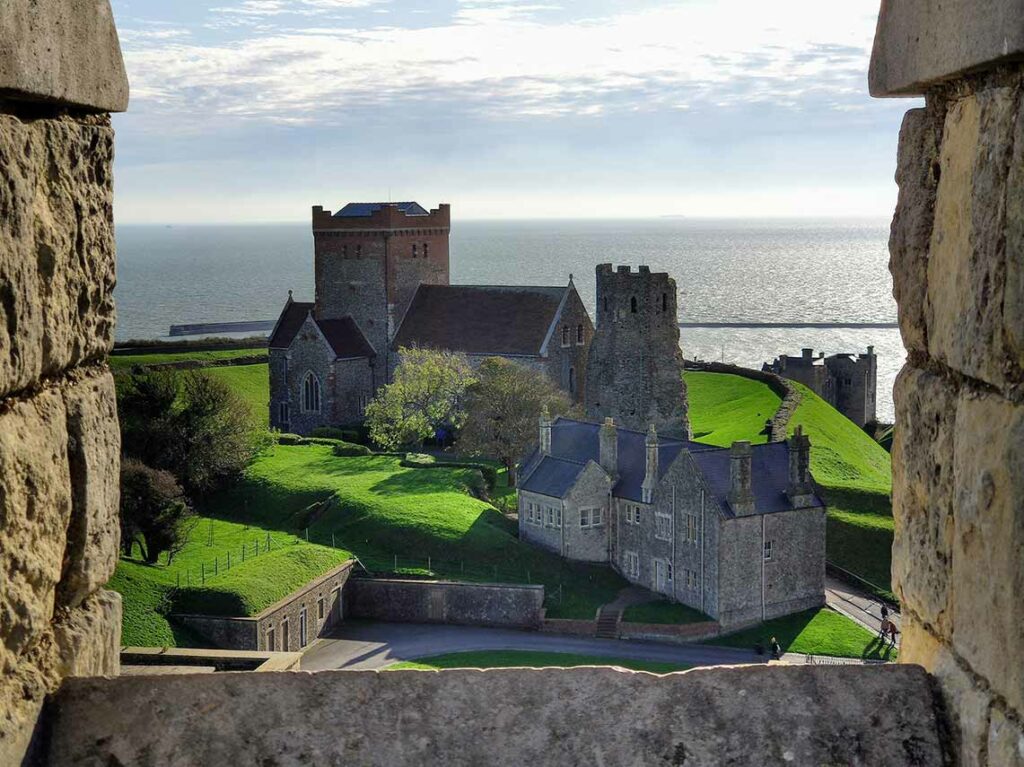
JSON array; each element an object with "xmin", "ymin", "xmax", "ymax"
[
  {"xmin": 872, "ymin": 4, "xmax": 1024, "ymax": 763},
  {"xmin": 347, "ymin": 578, "xmax": 545, "ymax": 629},
  {"xmin": 0, "ymin": 2, "xmax": 129, "ymax": 762},
  {"xmin": 619, "ymin": 621, "xmax": 720, "ymax": 644}
]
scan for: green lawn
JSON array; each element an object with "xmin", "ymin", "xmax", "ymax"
[
  {"xmin": 684, "ymin": 371, "xmax": 780, "ymax": 446},
  {"xmin": 110, "ymin": 348, "xmax": 267, "ymax": 370},
  {"xmin": 622, "ymin": 599, "xmax": 711, "ymax": 625},
  {"xmin": 708, "ymin": 607, "xmax": 897, "ymax": 661},
  {"xmin": 108, "ymin": 512, "xmax": 349, "ymax": 646},
  {"xmin": 205, "ymin": 363, "xmax": 270, "ymax": 423},
  {"xmin": 387, "ymin": 650, "xmax": 691, "ymax": 674},
  {"xmin": 201, "ymin": 445, "xmax": 627, "ymax": 620}
]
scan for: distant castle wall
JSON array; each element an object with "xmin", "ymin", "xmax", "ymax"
[
  {"xmin": 764, "ymin": 347, "xmax": 877, "ymax": 427},
  {"xmin": 585, "ymin": 264, "xmax": 690, "ymax": 438}
]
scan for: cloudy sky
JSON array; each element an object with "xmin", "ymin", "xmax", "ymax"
[{"xmin": 110, "ymin": 0, "xmax": 914, "ymax": 223}]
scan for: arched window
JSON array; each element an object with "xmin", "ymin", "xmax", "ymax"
[
  {"xmin": 302, "ymin": 372, "xmax": 321, "ymax": 413},
  {"xmin": 630, "ymin": 296, "xmax": 638, "ymax": 313},
  {"xmin": 569, "ymin": 366, "xmax": 576, "ymax": 394}
]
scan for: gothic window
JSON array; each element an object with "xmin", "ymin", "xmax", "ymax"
[
  {"xmin": 561, "ymin": 325, "xmax": 569, "ymax": 347},
  {"xmin": 576, "ymin": 324, "xmax": 584, "ymax": 344},
  {"xmin": 630, "ymin": 296, "xmax": 638, "ymax": 313},
  {"xmin": 569, "ymin": 366, "xmax": 576, "ymax": 394},
  {"xmin": 302, "ymin": 372, "xmax": 321, "ymax": 413}
]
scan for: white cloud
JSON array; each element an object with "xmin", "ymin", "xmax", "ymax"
[{"xmin": 119, "ymin": 1, "xmax": 880, "ymax": 129}]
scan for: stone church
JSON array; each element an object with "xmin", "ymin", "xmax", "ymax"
[
  {"xmin": 268, "ymin": 202, "xmax": 592, "ymax": 434},
  {"xmin": 519, "ymin": 265, "xmax": 826, "ymax": 629}
]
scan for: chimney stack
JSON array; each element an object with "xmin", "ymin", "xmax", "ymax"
[
  {"xmin": 728, "ymin": 441, "xmax": 756, "ymax": 515},
  {"xmin": 599, "ymin": 418, "xmax": 618, "ymax": 477},
  {"xmin": 539, "ymin": 406, "xmax": 552, "ymax": 456},
  {"xmin": 642, "ymin": 424, "xmax": 659, "ymax": 503},
  {"xmin": 787, "ymin": 425, "xmax": 815, "ymax": 507}
]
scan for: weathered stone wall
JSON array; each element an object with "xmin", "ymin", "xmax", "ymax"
[
  {"xmin": 517, "ymin": 489, "xmax": 564, "ymax": 555},
  {"xmin": 42, "ymin": 665, "xmax": 946, "ymax": 766},
  {"xmin": 0, "ymin": 3, "xmax": 128, "ymax": 761},
  {"xmin": 543, "ymin": 285, "xmax": 593, "ymax": 403},
  {"xmin": 560, "ymin": 462, "xmax": 612, "ymax": 563},
  {"xmin": 873, "ymin": 4, "xmax": 1024, "ymax": 762},
  {"xmin": 346, "ymin": 578, "xmax": 545, "ymax": 629}
]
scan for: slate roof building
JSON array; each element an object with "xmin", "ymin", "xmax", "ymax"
[
  {"xmin": 764, "ymin": 347, "xmax": 878, "ymax": 427},
  {"xmin": 518, "ymin": 415, "xmax": 826, "ymax": 629},
  {"xmin": 269, "ymin": 202, "xmax": 592, "ymax": 433}
]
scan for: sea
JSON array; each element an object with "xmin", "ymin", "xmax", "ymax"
[{"xmin": 114, "ymin": 218, "xmax": 903, "ymax": 422}]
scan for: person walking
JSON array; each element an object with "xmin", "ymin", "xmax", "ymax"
[
  {"xmin": 888, "ymin": 620, "xmax": 899, "ymax": 647},
  {"xmin": 770, "ymin": 636, "xmax": 781, "ymax": 660},
  {"xmin": 880, "ymin": 603, "xmax": 889, "ymax": 622}
]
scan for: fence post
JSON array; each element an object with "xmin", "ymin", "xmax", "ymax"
[{"xmin": 201, "ymin": 562, "xmax": 205, "ymax": 586}]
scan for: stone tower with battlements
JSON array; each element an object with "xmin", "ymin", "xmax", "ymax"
[
  {"xmin": 312, "ymin": 202, "xmax": 451, "ymax": 372},
  {"xmin": 585, "ymin": 264, "xmax": 690, "ymax": 438}
]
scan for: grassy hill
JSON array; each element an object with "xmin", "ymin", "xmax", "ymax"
[
  {"xmin": 201, "ymin": 445, "xmax": 626, "ymax": 620},
  {"xmin": 110, "ymin": 348, "xmax": 266, "ymax": 370},
  {"xmin": 108, "ymin": 514, "xmax": 349, "ymax": 646},
  {"xmin": 684, "ymin": 371, "xmax": 780, "ymax": 446},
  {"xmin": 205, "ymin": 363, "xmax": 269, "ymax": 423}
]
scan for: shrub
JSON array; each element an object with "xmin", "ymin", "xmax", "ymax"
[
  {"xmin": 332, "ymin": 442, "xmax": 372, "ymax": 457},
  {"xmin": 278, "ymin": 433, "xmax": 305, "ymax": 445},
  {"xmin": 310, "ymin": 426, "xmax": 347, "ymax": 440},
  {"xmin": 398, "ymin": 457, "xmax": 498, "ymax": 493}
]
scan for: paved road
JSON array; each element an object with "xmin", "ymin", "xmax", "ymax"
[
  {"xmin": 301, "ymin": 620, "xmax": 763, "ymax": 671},
  {"xmin": 825, "ymin": 576, "xmax": 900, "ymax": 645}
]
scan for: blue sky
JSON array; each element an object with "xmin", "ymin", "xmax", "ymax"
[{"xmin": 110, "ymin": 0, "xmax": 916, "ymax": 223}]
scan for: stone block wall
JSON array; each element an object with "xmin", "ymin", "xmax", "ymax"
[
  {"xmin": 347, "ymin": 578, "xmax": 545, "ymax": 629},
  {"xmin": 873, "ymin": 4, "xmax": 1024, "ymax": 763},
  {"xmin": 0, "ymin": 2, "xmax": 128, "ymax": 762}
]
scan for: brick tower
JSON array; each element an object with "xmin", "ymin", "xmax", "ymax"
[
  {"xmin": 585, "ymin": 264, "xmax": 690, "ymax": 438},
  {"xmin": 311, "ymin": 201, "xmax": 451, "ymax": 372}
]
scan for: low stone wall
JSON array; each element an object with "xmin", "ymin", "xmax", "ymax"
[
  {"xmin": 684, "ymin": 360, "xmax": 801, "ymax": 441},
  {"xmin": 540, "ymin": 618, "xmax": 597, "ymax": 637},
  {"xmin": 43, "ymin": 665, "xmax": 945, "ymax": 766},
  {"xmin": 347, "ymin": 578, "xmax": 544, "ymax": 629},
  {"xmin": 174, "ymin": 561, "xmax": 354, "ymax": 651},
  {"xmin": 619, "ymin": 621, "xmax": 720, "ymax": 644}
]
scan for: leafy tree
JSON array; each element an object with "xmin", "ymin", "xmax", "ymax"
[
  {"xmin": 365, "ymin": 347, "xmax": 476, "ymax": 450},
  {"xmin": 458, "ymin": 357, "xmax": 573, "ymax": 485},
  {"xmin": 117, "ymin": 368, "xmax": 270, "ymax": 494},
  {"xmin": 120, "ymin": 458, "xmax": 197, "ymax": 565}
]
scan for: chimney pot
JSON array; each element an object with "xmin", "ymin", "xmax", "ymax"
[{"xmin": 728, "ymin": 441, "xmax": 756, "ymax": 515}]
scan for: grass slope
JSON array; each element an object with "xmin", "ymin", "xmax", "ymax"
[
  {"xmin": 110, "ymin": 513, "xmax": 347, "ymax": 646},
  {"xmin": 622, "ymin": 599, "xmax": 711, "ymax": 625},
  {"xmin": 786, "ymin": 383, "xmax": 895, "ymax": 598},
  {"xmin": 203, "ymin": 445, "xmax": 627, "ymax": 619},
  {"xmin": 708, "ymin": 607, "xmax": 897, "ymax": 661},
  {"xmin": 110, "ymin": 348, "xmax": 267, "ymax": 369},
  {"xmin": 387, "ymin": 650, "xmax": 690, "ymax": 674},
  {"xmin": 205, "ymin": 363, "xmax": 270, "ymax": 423},
  {"xmin": 684, "ymin": 371, "xmax": 780, "ymax": 446}
]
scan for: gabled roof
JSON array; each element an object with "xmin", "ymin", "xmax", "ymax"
[
  {"xmin": 334, "ymin": 202, "xmax": 428, "ymax": 217},
  {"xmin": 519, "ymin": 417, "xmax": 825, "ymax": 513},
  {"xmin": 519, "ymin": 456, "xmax": 588, "ymax": 499},
  {"xmin": 268, "ymin": 301, "xmax": 314, "ymax": 350},
  {"xmin": 520, "ymin": 418, "xmax": 712, "ymax": 503},
  {"xmin": 392, "ymin": 284, "xmax": 568, "ymax": 357},
  {"xmin": 269, "ymin": 300, "xmax": 375, "ymax": 360},
  {"xmin": 691, "ymin": 442, "xmax": 825, "ymax": 517}
]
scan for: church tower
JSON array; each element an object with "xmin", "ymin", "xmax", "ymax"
[
  {"xmin": 311, "ymin": 202, "xmax": 450, "ymax": 372},
  {"xmin": 585, "ymin": 264, "xmax": 690, "ymax": 438}
]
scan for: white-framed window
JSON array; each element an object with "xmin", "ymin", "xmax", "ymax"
[
  {"xmin": 561, "ymin": 325, "xmax": 570, "ymax": 347},
  {"xmin": 655, "ymin": 512, "xmax": 672, "ymax": 540},
  {"xmin": 685, "ymin": 569, "xmax": 696, "ymax": 589},
  {"xmin": 580, "ymin": 508, "xmax": 590, "ymax": 527},
  {"xmin": 625, "ymin": 504, "xmax": 641, "ymax": 525},
  {"xmin": 546, "ymin": 506, "xmax": 561, "ymax": 528},
  {"xmin": 687, "ymin": 515, "xmax": 698, "ymax": 543},
  {"xmin": 302, "ymin": 372, "xmax": 321, "ymax": 413},
  {"xmin": 576, "ymin": 324, "xmax": 584, "ymax": 344},
  {"xmin": 592, "ymin": 508, "xmax": 603, "ymax": 526},
  {"xmin": 623, "ymin": 551, "xmax": 640, "ymax": 578},
  {"xmin": 764, "ymin": 540, "xmax": 774, "ymax": 561}
]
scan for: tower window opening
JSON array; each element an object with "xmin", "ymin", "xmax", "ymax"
[
  {"xmin": 423, "ymin": 242, "xmax": 429, "ymax": 258},
  {"xmin": 630, "ymin": 296, "xmax": 637, "ymax": 313},
  {"xmin": 412, "ymin": 243, "xmax": 418, "ymax": 257},
  {"xmin": 662, "ymin": 293, "xmax": 667, "ymax": 312}
]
